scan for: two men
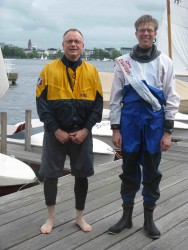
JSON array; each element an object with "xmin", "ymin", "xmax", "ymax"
[{"xmin": 36, "ymin": 14, "xmax": 180, "ymax": 239}]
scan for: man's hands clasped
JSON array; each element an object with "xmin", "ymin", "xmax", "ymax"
[{"xmin": 55, "ymin": 128, "xmax": 88, "ymax": 144}]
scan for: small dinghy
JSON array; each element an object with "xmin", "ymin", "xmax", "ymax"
[{"xmin": 0, "ymin": 153, "xmax": 37, "ymax": 196}]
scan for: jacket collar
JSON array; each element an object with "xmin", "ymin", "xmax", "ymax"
[{"xmin": 61, "ymin": 55, "xmax": 82, "ymax": 71}]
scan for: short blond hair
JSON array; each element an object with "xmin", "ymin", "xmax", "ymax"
[{"xmin": 135, "ymin": 15, "xmax": 158, "ymax": 31}]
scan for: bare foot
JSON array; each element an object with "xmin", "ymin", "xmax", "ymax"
[
  {"xmin": 40, "ymin": 218, "xmax": 55, "ymax": 234},
  {"xmin": 75, "ymin": 217, "xmax": 92, "ymax": 232}
]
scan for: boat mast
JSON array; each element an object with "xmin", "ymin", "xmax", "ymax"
[{"xmin": 167, "ymin": 0, "xmax": 172, "ymax": 59}]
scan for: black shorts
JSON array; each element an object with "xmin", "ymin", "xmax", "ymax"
[{"xmin": 39, "ymin": 131, "xmax": 94, "ymax": 178}]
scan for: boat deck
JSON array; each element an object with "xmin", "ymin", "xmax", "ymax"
[{"xmin": 0, "ymin": 138, "xmax": 188, "ymax": 250}]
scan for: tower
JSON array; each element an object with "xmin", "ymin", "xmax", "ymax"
[{"xmin": 28, "ymin": 39, "xmax": 32, "ymax": 50}]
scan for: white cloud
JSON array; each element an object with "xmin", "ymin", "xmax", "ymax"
[{"xmin": 0, "ymin": 0, "xmax": 166, "ymax": 49}]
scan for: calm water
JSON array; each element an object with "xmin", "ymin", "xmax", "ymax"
[{"xmin": 0, "ymin": 59, "xmax": 114, "ymax": 125}]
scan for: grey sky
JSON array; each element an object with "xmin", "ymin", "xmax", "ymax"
[{"xmin": 0, "ymin": 0, "xmax": 166, "ymax": 50}]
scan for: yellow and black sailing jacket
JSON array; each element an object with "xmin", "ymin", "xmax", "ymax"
[{"xmin": 36, "ymin": 58, "xmax": 103, "ymax": 133}]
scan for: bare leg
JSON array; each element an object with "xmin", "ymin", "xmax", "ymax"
[
  {"xmin": 40, "ymin": 205, "xmax": 55, "ymax": 234},
  {"xmin": 75, "ymin": 209, "xmax": 92, "ymax": 232}
]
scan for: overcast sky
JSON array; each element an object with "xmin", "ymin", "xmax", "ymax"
[{"xmin": 0, "ymin": 0, "xmax": 166, "ymax": 50}]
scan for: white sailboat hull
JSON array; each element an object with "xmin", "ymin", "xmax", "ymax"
[
  {"xmin": 7, "ymin": 131, "xmax": 114, "ymax": 155},
  {"xmin": 0, "ymin": 153, "xmax": 36, "ymax": 186},
  {"xmin": 7, "ymin": 117, "xmax": 114, "ymax": 155}
]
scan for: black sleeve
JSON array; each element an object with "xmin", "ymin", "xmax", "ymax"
[
  {"xmin": 36, "ymin": 87, "xmax": 59, "ymax": 133},
  {"xmin": 164, "ymin": 119, "xmax": 174, "ymax": 134},
  {"xmin": 84, "ymin": 91, "xmax": 103, "ymax": 131}
]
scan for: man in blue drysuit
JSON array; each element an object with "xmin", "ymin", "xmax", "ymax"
[{"xmin": 108, "ymin": 15, "xmax": 180, "ymax": 239}]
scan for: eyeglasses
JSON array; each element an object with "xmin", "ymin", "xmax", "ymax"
[
  {"xmin": 64, "ymin": 39, "xmax": 83, "ymax": 45},
  {"xmin": 137, "ymin": 29, "xmax": 155, "ymax": 34}
]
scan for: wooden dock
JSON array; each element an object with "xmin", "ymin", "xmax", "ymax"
[{"xmin": 0, "ymin": 139, "xmax": 188, "ymax": 250}]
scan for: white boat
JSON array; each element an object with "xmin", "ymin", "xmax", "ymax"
[
  {"xmin": 174, "ymin": 120, "xmax": 188, "ymax": 129},
  {"xmin": 31, "ymin": 132, "xmax": 113, "ymax": 154},
  {"xmin": 102, "ymin": 58, "xmax": 111, "ymax": 62},
  {"xmin": 7, "ymin": 130, "xmax": 114, "ymax": 155},
  {"xmin": 92, "ymin": 120, "xmax": 112, "ymax": 137},
  {"xmin": 9, "ymin": 106, "xmax": 187, "ymax": 149},
  {"xmin": 7, "ymin": 118, "xmax": 114, "ymax": 155},
  {"xmin": 175, "ymin": 112, "xmax": 188, "ymax": 124},
  {"xmin": 15, "ymin": 118, "xmax": 44, "ymax": 128},
  {"xmin": 11, "ymin": 109, "xmax": 114, "ymax": 155},
  {"xmin": 92, "ymin": 114, "xmax": 188, "ymax": 137},
  {"xmin": 0, "ymin": 153, "xmax": 37, "ymax": 187},
  {"xmin": 41, "ymin": 54, "xmax": 47, "ymax": 60},
  {"xmin": 102, "ymin": 108, "xmax": 110, "ymax": 120},
  {"xmin": 15, "ymin": 110, "xmax": 110, "ymax": 128},
  {"xmin": 0, "ymin": 47, "xmax": 9, "ymax": 98}
]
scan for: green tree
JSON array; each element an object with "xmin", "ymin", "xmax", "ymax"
[
  {"xmin": 48, "ymin": 50, "xmax": 63, "ymax": 60},
  {"xmin": 93, "ymin": 48, "xmax": 110, "ymax": 60},
  {"xmin": 111, "ymin": 49, "xmax": 121, "ymax": 60},
  {"xmin": 2, "ymin": 45, "xmax": 26, "ymax": 58}
]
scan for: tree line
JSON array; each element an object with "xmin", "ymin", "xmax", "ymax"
[
  {"xmin": 1, "ymin": 45, "xmax": 62, "ymax": 59},
  {"xmin": 2, "ymin": 45, "xmax": 121, "ymax": 60}
]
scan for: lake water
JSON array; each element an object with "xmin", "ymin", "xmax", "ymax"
[{"xmin": 0, "ymin": 59, "xmax": 114, "ymax": 125}]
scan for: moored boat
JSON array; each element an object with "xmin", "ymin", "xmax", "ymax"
[
  {"xmin": 0, "ymin": 153, "xmax": 38, "ymax": 196},
  {"xmin": 175, "ymin": 112, "xmax": 188, "ymax": 124},
  {"xmin": 7, "ymin": 128, "xmax": 114, "ymax": 155},
  {"xmin": 6, "ymin": 115, "xmax": 114, "ymax": 155}
]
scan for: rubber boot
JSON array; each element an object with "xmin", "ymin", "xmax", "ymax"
[
  {"xmin": 144, "ymin": 207, "xmax": 161, "ymax": 239},
  {"xmin": 108, "ymin": 203, "xmax": 133, "ymax": 235}
]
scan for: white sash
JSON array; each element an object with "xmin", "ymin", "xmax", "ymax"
[{"xmin": 117, "ymin": 56, "xmax": 161, "ymax": 112}]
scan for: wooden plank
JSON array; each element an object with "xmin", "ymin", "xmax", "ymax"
[
  {"xmin": 0, "ymin": 145, "xmax": 187, "ymax": 249},
  {"xmin": 163, "ymin": 151, "xmax": 188, "ymax": 161},
  {"xmin": 24, "ymin": 110, "xmax": 32, "ymax": 151},
  {"xmin": 0, "ymin": 160, "xmax": 187, "ymax": 249},
  {"xmin": 176, "ymin": 141, "xmax": 188, "ymax": 147},
  {"xmin": 0, "ymin": 112, "xmax": 7, "ymax": 154},
  {"xmin": 141, "ymin": 219, "xmax": 188, "ymax": 250},
  {"xmin": 0, "ymin": 163, "xmax": 123, "ymax": 225},
  {"xmin": 172, "ymin": 236, "xmax": 188, "ymax": 250},
  {"xmin": 0, "ymin": 159, "xmax": 184, "ymax": 219},
  {"xmin": 0, "ymin": 160, "xmax": 121, "ymax": 206},
  {"xmin": 74, "ymin": 193, "xmax": 188, "ymax": 250}
]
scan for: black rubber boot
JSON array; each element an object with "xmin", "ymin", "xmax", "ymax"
[
  {"xmin": 144, "ymin": 207, "xmax": 161, "ymax": 239},
  {"xmin": 108, "ymin": 203, "xmax": 133, "ymax": 235}
]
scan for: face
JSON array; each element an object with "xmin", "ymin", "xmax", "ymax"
[
  {"xmin": 62, "ymin": 31, "xmax": 84, "ymax": 61},
  {"xmin": 135, "ymin": 23, "xmax": 157, "ymax": 49}
]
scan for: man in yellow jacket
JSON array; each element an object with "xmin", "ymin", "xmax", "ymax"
[{"xmin": 36, "ymin": 28, "xmax": 103, "ymax": 234}]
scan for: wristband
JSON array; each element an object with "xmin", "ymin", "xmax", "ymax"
[
  {"xmin": 164, "ymin": 129, "xmax": 173, "ymax": 134},
  {"xmin": 111, "ymin": 124, "xmax": 120, "ymax": 130}
]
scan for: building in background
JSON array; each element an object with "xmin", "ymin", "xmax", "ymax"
[
  {"xmin": 120, "ymin": 47, "xmax": 132, "ymax": 55},
  {"xmin": 28, "ymin": 39, "xmax": 32, "ymax": 50}
]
